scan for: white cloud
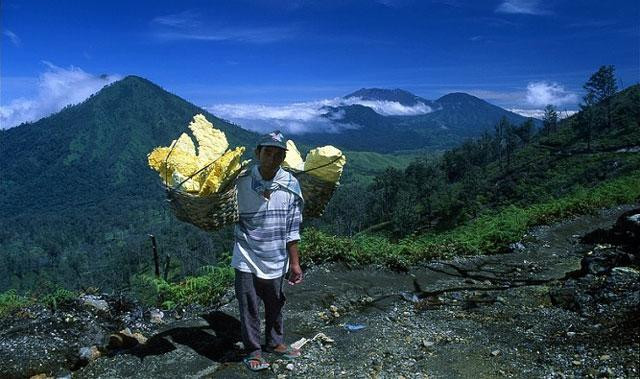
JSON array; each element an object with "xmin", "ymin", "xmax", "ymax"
[
  {"xmin": 0, "ymin": 63, "xmax": 121, "ymax": 129},
  {"xmin": 508, "ymin": 108, "xmax": 577, "ymax": 119},
  {"xmin": 343, "ymin": 97, "xmax": 433, "ymax": 115},
  {"xmin": 152, "ymin": 10, "xmax": 202, "ymax": 28},
  {"xmin": 3, "ymin": 29, "xmax": 21, "ymax": 47},
  {"xmin": 495, "ymin": 0, "xmax": 551, "ymax": 15},
  {"xmin": 376, "ymin": 0, "xmax": 415, "ymax": 8},
  {"xmin": 207, "ymin": 97, "xmax": 433, "ymax": 134},
  {"xmin": 525, "ymin": 81, "xmax": 578, "ymax": 107},
  {"xmin": 151, "ymin": 10, "xmax": 291, "ymax": 44},
  {"xmin": 154, "ymin": 27, "xmax": 292, "ymax": 43},
  {"xmin": 507, "ymin": 108, "xmax": 545, "ymax": 119}
]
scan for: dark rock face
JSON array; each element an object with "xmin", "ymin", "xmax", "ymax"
[
  {"xmin": 580, "ymin": 249, "xmax": 635, "ymax": 275},
  {"xmin": 550, "ymin": 282, "xmax": 580, "ymax": 311},
  {"xmin": 581, "ymin": 208, "xmax": 640, "ymax": 255},
  {"xmin": 551, "ymin": 209, "xmax": 640, "ymax": 326},
  {"xmin": 0, "ymin": 293, "xmax": 147, "ymax": 378}
]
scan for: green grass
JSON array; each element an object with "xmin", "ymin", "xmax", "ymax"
[
  {"xmin": 40, "ymin": 288, "xmax": 77, "ymax": 311},
  {"xmin": 300, "ymin": 170, "xmax": 640, "ymax": 269},
  {"xmin": 132, "ymin": 263, "xmax": 235, "ymax": 309},
  {"xmin": 0, "ymin": 289, "xmax": 32, "ymax": 317},
  {"xmin": 0, "ymin": 286, "xmax": 78, "ymax": 317}
]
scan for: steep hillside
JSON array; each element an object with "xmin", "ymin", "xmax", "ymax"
[{"xmin": 312, "ymin": 84, "xmax": 640, "ymax": 239}]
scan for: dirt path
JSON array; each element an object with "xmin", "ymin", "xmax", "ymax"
[{"xmin": 70, "ymin": 204, "xmax": 639, "ymax": 378}]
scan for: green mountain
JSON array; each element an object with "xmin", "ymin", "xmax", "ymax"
[
  {"xmin": 0, "ymin": 76, "xmax": 263, "ymax": 291},
  {"xmin": 295, "ymin": 89, "xmax": 537, "ymax": 153},
  {"xmin": 1, "ymin": 75, "xmax": 258, "ymax": 216}
]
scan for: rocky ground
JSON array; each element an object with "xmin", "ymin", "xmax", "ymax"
[{"xmin": 1, "ymin": 204, "xmax": 638, "ymax": 379}]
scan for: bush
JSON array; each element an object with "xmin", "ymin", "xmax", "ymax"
[
  {"xmin": 0, "ymin": 289, "xmax": 32, "ymax": 317},
  {"xmin": 40, "ymin": 288, "xmax": 77, "ymax": 311},
  {"xmin": 132, "ymin": 263, "xmax": 234, "ymax": 308}
]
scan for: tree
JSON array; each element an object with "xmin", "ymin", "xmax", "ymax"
[
  {"xmin": 584, "ymin": 65, "xmax": 617, "ymax": 103},
  {"xmin": 515, "ymin": 119, "xmax": 534, "ymax": 145},
  {"xmin": 494, "ymin": 117, "xmax": 510, "ymax": 170},
  {"xmin": 583, "ymin": 65, "xmax": 617, "ymax": 129},
  {"xmin": 578, "ymin": 92, "xmax": 597, "ymax": 151},
  {"xmin": 505, "ymin": 123, "xmax": 518, "ymax": 168},
  {"xmin": 542, "ymin": 104, "xmax": 558, "ymax": 135}
]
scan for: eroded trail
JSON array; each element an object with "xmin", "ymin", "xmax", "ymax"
[{"xmin": 6, "ymin": 205, "xmax": 637, "ymax": 379}]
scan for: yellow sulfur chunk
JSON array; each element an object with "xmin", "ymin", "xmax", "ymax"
[
  {"xmin": 170, "ymin": 132, "xmax": 196, "ymax": 156},
  {"xmin": 148, "ymin": 132, "xmax": 197, "ymax": 176},
  {"xmin": 304, "ymin": 146, "xmax": 347, "ymax": 183},
  {"xmin": 282, "ymin": 140, "xmax": 305, "ymax": 171},
  {"xmin": 171, "ymin": 171, "xmax": 201, "ymax": 193},
  {"xmin": 199, "ymin": 147, "xmax": 246, "ymax": 196},
  {"xmin": 147, "ymin": 147, "xmax": 200, "ymax": 189},
  {"xmin": 188, "ymin": 114, "xmax": 228, "ymax": 168}
]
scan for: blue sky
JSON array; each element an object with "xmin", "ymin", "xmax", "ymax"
[{"xmin": 1, "ymin": 0, "xmax": 638, "ymax": 131}]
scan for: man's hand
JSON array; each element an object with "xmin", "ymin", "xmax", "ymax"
[
  {"xmin": 287, "ymin": 240, "xmax": 303, "ymax": 285},
  {"xmin": 288, "ymin": 262, "xmax": 303, "ymax": 285}
]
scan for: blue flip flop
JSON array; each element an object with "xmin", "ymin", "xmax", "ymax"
[
  {"xmin": 243, "ymin": 355, "xmax": 270, "ymax": 371},
  {"xmin": 266, "ymin": 345, "xmax": 301, "ymax": 360}
]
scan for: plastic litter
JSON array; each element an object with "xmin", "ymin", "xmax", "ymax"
[
  {"xmin": 344, "ymin": 323, "xmax": 366, "ymax": 332},
  {"xmin": 400, "ymin": 291, "xmax": 420, "ymax": 303},
  {"xmin": 291, "ymin": 332, "xmax": 335, "ymax": 350}
]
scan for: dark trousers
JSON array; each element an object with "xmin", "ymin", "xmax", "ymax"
[{"xmin": 234, "ymin": 269, "xmax": 286, "ymax": 355}]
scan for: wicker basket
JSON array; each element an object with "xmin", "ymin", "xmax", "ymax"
[
  {"xmin": 165, "ymin": 167, "xmax": 338, "ymax": 231},
  {"xmin": 287, "ymin": 168, "xmax": 339, "ymax": 219}
]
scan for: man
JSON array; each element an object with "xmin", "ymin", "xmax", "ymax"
[{"xmin": 231, "ymin": 130, "xmax": 304, "ymax": 371}]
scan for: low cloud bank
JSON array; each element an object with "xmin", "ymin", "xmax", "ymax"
[
  {"xmin": 207, "ymin": 97, "xmax": 432, "ymax": 134},
  {"xmin": 509, "ymin": 108, "xmax": 577, "ymax": 119},
  {"xmin": 1, "ymin": 63, "xmax": 121, "ymax": 129},
  {"xmin": 526, "ymin": 81, "xmax": 578, "ymax": 107}
]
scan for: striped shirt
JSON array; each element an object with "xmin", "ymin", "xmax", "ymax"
[{"xmin": 231, "ymin": 166, "xmax": 303, "ymax": 279}]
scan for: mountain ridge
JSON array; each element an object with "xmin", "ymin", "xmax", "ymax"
[
  {"xmin": 344, "ymin": 88, "xmax": 433, "ymax": 107},
  {"xmin": 292, "ymin": 87, "xmax": 538, "ymax": 152}
]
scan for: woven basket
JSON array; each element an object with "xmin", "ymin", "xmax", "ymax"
[
  {"xmin": 287, "ymin": 168, "xmax": 339, "ymax": 219},
  {"xmin": 165, "ymin": 168, "xmax": 243, "ymax": 232},
  {"xmin": 165, "ymin": 167, "xmax": 338, "ymax": 231}
]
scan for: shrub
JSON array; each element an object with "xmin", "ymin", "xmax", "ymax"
[
  {"xmin": 132, "ymin": 263, "xmax": 234, "ymax": 308},
  {"xmin": 40, "ymin": 288, "xmax": 77, "ymax": 311},
  {"xmin": 0, "ymin": 289, "xmax": 32, "ymax": 317}
]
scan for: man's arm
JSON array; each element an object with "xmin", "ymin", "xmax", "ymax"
[
  {"xmin": 285, "ymin": 192, "xmax": 303, "ymax": 285},
  {"xmin": 287, "ymin": 241, "xmax": 303, "ymax": 285}
]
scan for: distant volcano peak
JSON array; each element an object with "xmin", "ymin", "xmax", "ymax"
[{"xmin": 344, "ymin": 88, "xmax": 428, "ymax": 107}]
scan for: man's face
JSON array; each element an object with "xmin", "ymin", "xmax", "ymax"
[{"xmin": 256, "ymin": 146, "xmax": 286, "ymax": 172}]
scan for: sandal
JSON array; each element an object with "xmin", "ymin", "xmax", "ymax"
[
  {"xmin": 243, "ymin": 354, "xmax": 270, "ymax": 371},
  {"xmin": 266, "ymin": 344, "xmax": 301, "ymax": 360}
]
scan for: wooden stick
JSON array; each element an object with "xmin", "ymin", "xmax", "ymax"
[
  {"xmin": 149, "ymin": 234, "xmax": 159, "ymax": 278},
  {"xmin": 163, "ymin": 254, "xmax": 171, "ymax": 281}
]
